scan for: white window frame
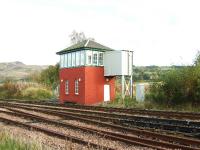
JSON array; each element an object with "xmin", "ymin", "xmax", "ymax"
[
  {"xmin": 98, "ymin": 52, "xmax": 103, "ymax": 66},
  {"xmin": 76, "ymin": 51, "xmax": 80, "ymax": 66},
  {"xmin": 80, "ymin": 50, "xmax": 85, "ymax": 66},
  {"xmin": 64, "ymin": 54, "xmax": 68, "ymax": 68},
  {"xmin": 75, "ymin": 79, "xmax": 79, "ymax": 95},
  {"xmin": 65, "ymin": 80, "xmax": 69, "ymax": 95},
  {"xmin": 72, "ymin": 52, "xmax": 76, "ymax": 67},
  {"xmin": 68, "ymin": 53, "xmax": 72, "ymax": 67},
  {"xmin": 86, "ymin": 50, "xmax": 92, "ymax": 65},
  {"xmin": 92, "ymin": 51, "xmax": 98, "ymax": 65},
  {"xmin": 60, "ymin": 55, "xmax": 64, "ymax": 68}
]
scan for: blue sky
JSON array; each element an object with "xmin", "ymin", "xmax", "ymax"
[{"xmin": 0, "ymin": 0, "xmax": 200, "ymax": 66}]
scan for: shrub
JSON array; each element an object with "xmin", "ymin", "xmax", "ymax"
[
  {"xmin": 146, "ymin": 65, "xmax": 200, "ymax": 107},
  {"xmin": 39, "ymin": 64, "xmax": 59, "ymax": 89},
  {"xmin": 0, "ymin": 80, "xmax": 52, "ymax": 100},
  {"xmin": 22, "ymin": 87, "xmax": 52, "ymax": 100},
  {"xmin": 0, "ymin": 80, "xmax": 22, "ymax": 99}
]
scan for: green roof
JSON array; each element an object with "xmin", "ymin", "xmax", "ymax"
[{"xmin": 56, "ymin": 40, "xmax": 114, "ymax": 55}]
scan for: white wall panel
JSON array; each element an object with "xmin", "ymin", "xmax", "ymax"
[{"xmin": 104, "ymin": 50, "xmax": 133, "ymax": 76}]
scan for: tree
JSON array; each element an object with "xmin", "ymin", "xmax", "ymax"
[
  {"xmin": 39, "ymin": 63, "xmax": 59, "ymax": 89},
  {"xmin": 194, "ymin": 51, "xmax": 200, "ymax": 66},
  {"xmin": 69, "ymin": 30, "xmax": 86, "ymax": 44},
  {"xmin": 69, "ymin": 30, "xmax": 95, "ymax": 44}
]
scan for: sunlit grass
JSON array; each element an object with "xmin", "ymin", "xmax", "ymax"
[{"xmin": 0, "ymin": 132, "xmax": 39, "ymax": 150}]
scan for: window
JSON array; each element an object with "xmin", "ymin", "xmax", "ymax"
[
  {"xmin": 65, "ymin": 80, "xmax": 69, "ymax": 94},
  {"xmin": 75, "ymin": 79, "xmax": 79, "ymax": 95},
  {"xmin": 93, "ymin": 52, "xmax": 98, "ymax": 65},
  {"xmin": 80, "ymin": 50, "xmax": 85, "ymax": 65},
  {"xmin": 72, "ymin": 52, "xmax": 76, "ymax": 67},
  {"xmin": 68, "ymin": 53, "xmax": 71, "ymax": 67},
  {"xmin": 60, "ymin": 55, "xmax": 64, "ymax": 68},
  {"xmin": 76, "ymin": 51, "xmax": 80, "ymax": 66},
  {"xmin": 98, "ymin": 52, "xmax": 103, "ymax": 66},
  {"xmin": 64, "ymin": 54, "xmax": 68, "ymax": 68},
  {"xmin": 88, "ymin": 55, "xmax": 92, "ymax": 64},
  {"xmin": 86, "ymin": 50, "xmax": 92, "ymax": 65}
]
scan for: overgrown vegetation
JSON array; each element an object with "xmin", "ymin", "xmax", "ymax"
[
  {"xmin": 0, "ymin": 132, "xmax": 39, "ymax": 150},
  {"xmin": 22, "ymin": 87, "xmax": 52, "ymax": 100},
  {"xmin": 101, "ymin": 93, "xmax": 145, "ymax": 109},
  {"xmin": 28, "ymin": 63, "xmax": 59, "ymax": 90},
  {"xmin": 0, "ymin": 80, "xmax": 53, "ymax": 100},
  {"xmin": 0, "ymin": 64, "xmax": 59, "ymax": 100},
  {"xmin": 146, "ymin": 52, "xmax": 200, "ymax": 110}
]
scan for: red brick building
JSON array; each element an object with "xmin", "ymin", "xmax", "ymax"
[{"xmin": 56, "ymin": 40, "xmax": 116, "ymax": 105}]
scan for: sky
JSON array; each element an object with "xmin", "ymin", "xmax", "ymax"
[{"xmin": 0, "ymin": 0, "xmax": 200, "ymax": 66}]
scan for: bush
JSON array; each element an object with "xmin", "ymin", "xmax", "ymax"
[
  {"xmin": 146, "ymin": 65, "xmax": 200, "ymax": 108},
  {"xmin": 0, "ymin": 80, "xmax": 53, "ymax": 100},
  {"xmin": 39, "ymin": 64, "xmax": 59, "ymax": 89},
  {"xmin": 0, "ymin": 80, "xmax": 22, "ymax": 99},
  {"xmin": 22, "ymin": 87, "xmax": 52, "ymax": 100}
]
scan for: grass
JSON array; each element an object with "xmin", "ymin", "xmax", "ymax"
[
  {"xmin": 0, "ymin": 132, "xmax": 40, "ymax": 150},
  {"xmin": 100, "ymin": 94, "xmax": 145, "ymax": 109},
  {"xmin": 101, "ymin": 94, "xmax": 200, "ymax": 112},
  {"xmin": 0, "ymin": 81, "xmax": 53, "ymax": 101},
  {"xmin": 143, "ymin": 101, "xmax": 200, "ymax": 112}
]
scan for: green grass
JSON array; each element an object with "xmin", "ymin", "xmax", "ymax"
[
  {"xmin": 0, "ymin": 132, "xmax": 39, "ymax": 150},
  {"xmin": 142, "ymin": 101, "xmax": 200, "ymax": 112},
  {"xmin": 0, "ymin": 81, "xmax": 53, "ymax": 101},
  {"xmin": 100, "ymin": 94, "xmax": 144, "ymax": 109},
  {"xmin": 101, "ymin": 94, "xmax": 200, "ymax": 112}
]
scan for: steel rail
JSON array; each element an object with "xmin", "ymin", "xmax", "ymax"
[
  {"xmin": 0, "ymin": 108, "xmax": 170, "ymax": 150},
  {"xmin": 3, "ymin": 102, "xmax": 200, "ymax": 134},
  {"xmin": 2, "ymin": 104, "xmax": 200, "ymax": 148},
  {"xmin": 0, "ymin": 116, "xmax": 114, "ymax": 150},
  {"xmin": 7, "ymin": 102, "xmax": 198, "ymax": 126},
  {"xmin": 1, "ymin": 99, "xmax": 200, "ymax": 120},
  {"xmin": 2, "ymin": 108, "xmax": 200, "ymax": 150},
  {"xmin": 63, "ymin": 104, "xmax": 200, "ymax": 120}
]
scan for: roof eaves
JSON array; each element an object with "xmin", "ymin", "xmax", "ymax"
[{"xmin": 56, "ymin": 47, "xmax": 114, "ymax": 55}]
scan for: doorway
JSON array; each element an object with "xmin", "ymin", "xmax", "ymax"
[{"xmin": 104, "ymin": 84, "xmax": 110, "ymax": 102}]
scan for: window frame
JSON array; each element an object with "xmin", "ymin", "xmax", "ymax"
[
  {"xmin": 68, "ymin": 53, "xmax": 72, "ymax": 67},
  {"xmin": 86, "ymin": 50, "xmax": 92, "ymax": 65},
  {"xmin": 72, "ymin": 52, "xmax": 76, "ymax": 67},
  {"xmin": 60, "ymin": 55, "xmax": 64, "ymax": 68},
  {"xmin": 75, "ymin": 79, "xmax": 79, "ymax": 95},
  {"xmin": 64, "ymin": 54, "xmax": 68, "ymax": 68},
  {"xmin": 92, "ymin": 51, "xmax": 98, "ymax": 65},
  {"xmin": 65, "ymin": 80, "xmax": 69, "ymax": 95},
  {"xmin": 98, "ymin": 52, "xmax": 103, "ymax": 66},
  {"xmin": 75, "ymin": 51, "xmax": 80, "ymax": 66},
  {"xmin": 80, "ymin": 50, "xmax": 85, "ymax": 66}
]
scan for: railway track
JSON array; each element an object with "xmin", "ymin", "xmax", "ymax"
[
  {"xmin": 1, "ymin": 99, "xmax": 199, "ymax": 120},
  {"xmin": 3, "ymin": 102, "xmax": 200, "ymax": 136},
  {"xmin": 1, "ymin": 103, "xmax": 200, "ymax": 149},
  {"xmin": 0, "ymin": 116, "xmax": 113, "ymax": 150},
  {"xmin": 61, "ymin": 103, "xmax": 200, "ymax": 120},
  {"xmin": 0, "ymin": 108, "xmax": 166, "ymax": 150}
]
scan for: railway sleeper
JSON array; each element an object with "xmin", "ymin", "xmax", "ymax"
[{"xmin": 2, "ymin": 105, "xmax": 200, "ymax": 149}]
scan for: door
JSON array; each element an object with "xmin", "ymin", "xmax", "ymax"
[{"xmin": 104, "ymin": 84, "xmax": 110, "ymax": 102}]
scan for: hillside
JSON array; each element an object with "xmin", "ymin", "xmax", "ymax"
[
  {"xmin": 133, "ymin": 65, "xmax": 185, "ymax": 81},
  {"xmin": 0, "ymin": 61, "xmax": 48, "ymax": 82}
]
